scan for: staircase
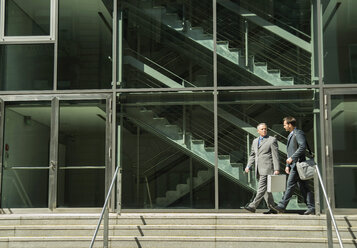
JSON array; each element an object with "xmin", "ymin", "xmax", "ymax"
[
  {"xmin": 124, "ymin": 1, "xmax": 297, "ymax": 87},
  {"xmin": 0, "ymin": 213, "xmax": 356, "ymax": 247},
  {"xmin": 125, "ymin": 107, "xmax": 305, "ymax": 209}
]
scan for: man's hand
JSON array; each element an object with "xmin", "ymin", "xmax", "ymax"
[
  {"xmin": 245, "ymin": 167, "xmax": 250, "ymax": 173},
  {"xmin": 285, "ymin": 166, "xmax": 290, "ymax": 174},
  {"xmin": 286, "ymin": 157, "xmax": 293, "ymax": 164},
  {"xmin": 274, "ymin": 170, "xmax": 280, "ymax": 175}
]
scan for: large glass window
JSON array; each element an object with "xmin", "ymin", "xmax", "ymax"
[
  {"xmin": 324, "ymin": 0, "xmax": 357, "ymax": 84},
  {"xmin": 57, "ymin": 0, "xmax": 112, "ymax": 90},
  {"xmin": 0, "ymin": 44, "xmax": 54, "ymax": 91},
  {"xmin": 218, "ymin": 89, "xmax": 317, "ymax": 209},
  {"xmin": 120, "ymin": 92, "xmax": 214, "ymax": 209},
  {"xmin": 120, "ymin": 0, "xmax": 213, "ymax": 88},
  {"xmin": 217, "ymin": 0, "xmax": 312, "ymax": 86},
  {"xmin": 331, "ymin": 94, "xmax": 357, "ymax": 208},
  {"xmin": 5, "ymin": 0, "xmax": 51, "ymax": 36}
]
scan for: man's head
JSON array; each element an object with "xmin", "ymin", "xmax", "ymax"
[
  {"xmin": 283, "ymin": 116, "xmax": 296, "ymax": 132},
  {"xmin": 257, "ymin": 123, "xmax": 267, "ymax": 137}
]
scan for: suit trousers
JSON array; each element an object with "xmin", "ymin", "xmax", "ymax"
[
  {"xmin": 278, "ymin": 165, "xmax": 315, "ymax": 210},
  {"xmin": 248, "ymin": 175, "xmax": 276, "ymax": 210}
]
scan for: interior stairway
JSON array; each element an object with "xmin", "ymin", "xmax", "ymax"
[
  {"xmin": 125, "ymin": 107, "xmax": 304, "ymax": 209},
  {"xmin": 0, "ymin": 213, "xmax": 355, "ymax": 248},
  {"xmin": 124, "ymin": 1, "xmax": 296, "ymax": 87}
]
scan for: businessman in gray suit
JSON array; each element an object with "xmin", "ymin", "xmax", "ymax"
[
  {"xmin": 243, "ymin": 123, "xmax": 280, "ymax": 214},
  {"xmin": 271, "ymin": 116, "xmax": 315, "ymax": 215}
]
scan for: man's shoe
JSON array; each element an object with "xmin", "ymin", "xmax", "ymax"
[
  {"xmin": 304, "ymin": 209, "xmax": 315, "ymax": 215},
  {"xmin": 263, "ymin": 209, "xmax": 277, "ymax": 214},
  {"xmin": 270, "ymin": 204, "xmax": 285, "ymax": 213},
  {"xmin": 243, "ymin": 206, "xmax": 256, "ymax": 213}
]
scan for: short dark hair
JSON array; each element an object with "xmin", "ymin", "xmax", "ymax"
[{"xmin": 283, "ymin": 116, "xmax": 297, "ymax": 127}]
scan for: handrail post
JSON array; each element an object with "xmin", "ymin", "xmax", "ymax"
[
  {"xmin": 313, "ymin": 172, "xmax": 320, "ymax": 215},
  {"xmin": 244, "ymin": 19, "xmax": 249, "ymax": 67},
  {"xmin": 103, "ymin": 207, "xmax": 109, "ymax": 248},
  {"xmin": 89, "ymin": 165, "xmax": 121, "ymax": 248},
  {"xmin": 315, "ymin": 165, "xmax": 344, "ymax": 248}
]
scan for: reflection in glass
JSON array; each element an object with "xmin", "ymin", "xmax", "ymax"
[
  {"xmin": 324, "ymin": 0, "xmax": 357, "ymax": 84},
  {"xmin": 121, "ymin": 0, "xmax": 213, "ymax": 88},
  {"xmin": 218, "ymin": 90, "xmax": 316, "ymax": 209},
  {"xmin": 217, "ymin": 0, "xmax": 311, "ymax": 86},
  {"xmin": 57, "ymin": 100, "xmax": 106, "ymax": 207},
  {"xmin": 5, "ymin": 0, "xmax": 51, "ymax": 36},
  {"xmin": 0, "ymin": 44, "xmax": 54, "ymax": 91},
  {"xmin": 331, "ymin": 95, "xmax": 357, "ymax": 208},
  {"xmin": 121, "ymin": 93, "xmax": 214, "ymax": 209},
  {"xmin": 57, "ymin": 0, "xmax": 112, "ymax": 89},
  {"xmin": 1, "ymin": 102, "xmax": 51, "ymax": 208}
]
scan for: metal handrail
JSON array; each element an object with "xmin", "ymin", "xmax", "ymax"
[
  {"xmin": 124, "ymin": 48, "xmax": 196, "ymax": 87},
  {"xmin": 89, "ymin": 165, "xmax": 120, "ymax": 248},
  {"xmin": 315, "ymin": 165, "xmax": 344, "ymax": 248}
]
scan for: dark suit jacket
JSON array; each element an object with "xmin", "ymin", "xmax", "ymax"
[{"xmin": 287, "ymin": 128, "xmax": 307, "ymax": 168}]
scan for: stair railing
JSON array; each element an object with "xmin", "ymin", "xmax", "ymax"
[
  {"xmin": 315, "ymin": 165, "xmax": 343, "ymax": 248},
  {"xmin": 124, "ymin": 48, "xmax": 196, "ymax": 87},
  {"xmin": 89, "ymin": 165, "xmax": 121, "ymax": 248}
]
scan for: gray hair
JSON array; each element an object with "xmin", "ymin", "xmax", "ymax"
[{"xmin": 257, "ymin": 123, "xmax": 267, "ymax": 129}]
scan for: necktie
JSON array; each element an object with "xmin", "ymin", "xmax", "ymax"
[{"xmin": 258, "ymin": 137, "xmax": 263, "ymax": 146}]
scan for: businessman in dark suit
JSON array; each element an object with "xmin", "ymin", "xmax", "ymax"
[
  {"xmin": 272, "ymin": 117, "xmax": 315, "ymax": 215},
  {"xmin": 243, "ymin": 123, "xmax": 280, "ymax": 214}
]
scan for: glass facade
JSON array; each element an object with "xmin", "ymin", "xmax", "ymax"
[
  {"xmin": 5, "ymin": 0, "xmax": 51, "ymax": 36},
  {"xmin": 0, "ymin": 0, "xmax": 355, "ymax": 212},
  {"xmin": 0, "ymin": 44, "xmax": 54, "ymax": 90}
]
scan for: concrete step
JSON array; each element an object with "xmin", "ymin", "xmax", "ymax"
[
  {"xmin": 0, "ymin": 213, "xmax": 355, "ymax": 248},
  {"xmin": 0, "ymin": 213, "xmax": 355, "ymax": 227},
  {"xmin": 0, "ymin": 236, "xmax": 356, "ymax": 248},
  {"xmin": 0, "ymin": 224, "xmax": 355, "ymax": 239}
]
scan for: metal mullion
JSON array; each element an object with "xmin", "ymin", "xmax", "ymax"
[
  {"xmin": 48, "ymin": 97, "xmax": 59, "ymax": 210},
  {"xmin": 0, "ymin": 99, "xmax": 4, "ymax": 207},
  {"xmin": 50, "ymin": 0, "xmax": 56, "ymax": 40},
  {"xmin": 0, "ymin": 89, "xmax": 113, "ymax": 96},
  {"xmin": 0, "ymin": 0, "xmax": 5, "ymax": 39},
  {"xmin": 213, "ymin": 0, "xmax": 218, "ymax": 210},
  {"xmin": 111, "ymin": 0, "xmax": 118, "ymax": 212},
  {"xmin": 109, "ymin": 85, "xmax": 322, "ymax": 94},
  {"xmin": 1, "ymin": 37, "xmax": 54, "ymax": 42},
  {"xmin": 0, "ymin": 93, "xmax": 112, "ymax": 102},
  {"xmin": 53, "ymin": 0, "xmax": 59, "ymax": 90},
  {"xmin": 103, "ymin": 96, "xmax": 112, "ymax": 248},
  {"xmin": 0, "ymin": 39, "xmax": 55, "ymax": 44}
]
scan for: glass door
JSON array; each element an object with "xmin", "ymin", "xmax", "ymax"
[
  {"xmin": 56, "ymin": 99, "xmax": 108, "ymax": 207},
  {"xmin": 326, "ymin": 91, "xmax": 357, "ymax": 209},
  {"xmin": 1, "ymin": 101, "xmax": 51, "ymax": 207},
  {"xmin": 0, "ymin": 95, "xmax": 112, "ymax": 209}
]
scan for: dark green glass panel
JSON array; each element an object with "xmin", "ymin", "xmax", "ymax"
[
  {"xmin": 120, "ymin": 92, "xmax": 215, "ymax": 209},
  {"xmin": 5, "ymin": 0, "xmax": 51, "ymax": 36},
  {"xmin": 1, "ymin": 102, "xmax": 51, "ymax": 208},
  {"xmin": 218, "ymin": 89, "xmax": 317, "ymax": 209},
  {"xmin": 324, "ymin": 0, "xmax": 357, "ymax": 84},
  {"xmin": 57, "ymin": 100, "xmax": 106, "ymax": 207},
  {"xmin": 57, "ymin": 0, "xmax": 112, "ymax": 89},
  {"xmin": 331, "ymin": 95, "xmax": 357, "ymax": 208},
  {"xmin": 120, "ymin": 0, "xmax": 213, "ymax": 88},
  {"xmin": 0, "ymin": 44, "xmax": 53, "ymax": 91}
]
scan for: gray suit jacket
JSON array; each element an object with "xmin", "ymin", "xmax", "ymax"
[
  {"xmin": 287, "ymin": 128, "xmax": 307, "ymax": 168},
  {"xmin": 246, "ymin": 135, "xmax": 280, "ymax": 178}
]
